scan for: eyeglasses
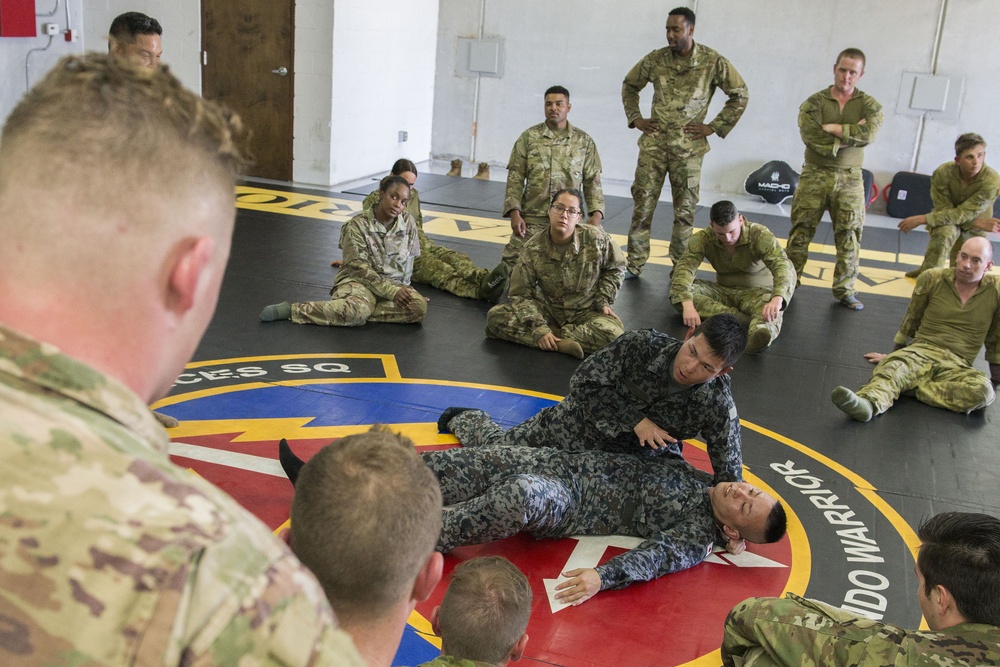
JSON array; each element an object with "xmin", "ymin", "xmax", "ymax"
[{"xmin": 550, "ymin": 203, "xmax": 582, "ymax": 217}]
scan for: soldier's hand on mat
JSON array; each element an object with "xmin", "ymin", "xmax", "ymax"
[
  {"xmin": 393, "ymin": 287, "xmax": 414, "ymax": 307},
  {"xmin": 555, "ymin": 568, "xmax": 601, "ymax": 606},
  {"xmin": 510, "ymin": 210, "xmax": 527, "ymax": 237},
  {"xmin": 973, "ymin": 217, "xmax": 1000, "ymax": 233},
  {"xmin": 898, "ymin": 216, "xmax": 924, "ymax": 233},
  {"xmin": 725, "ymin": 537, "xmax": 747, "ymax": 555},
  {"xmin": 681, "ymin": 302, "xmax": 702, "ymax": 328},
  {"xmin": 600, "ymin": 305, "xmax": 621, "ymax": 323},
  {"xmin": 537, "ymin": 332, "xmax": 560, "ymax": 351},
  {"xmin": 634, "ymin": 417, "xmax": 677, "ymax": 449},
  {"xmin": 330, "ymin": 259, "xmax": 343, "ymax": 267},
  {"xmin": 683, "ymin": 122, "xmax": 714, "ymax": 139},
  {"xmin": 634, "ymin": 118, "xmax": 660, "ymax": 135},
  {"xmin": 761, "ymin": 297, "xmax": 783, "ymax": 322},
  {"xmin": 864, "ymin": 352, "xmax": 886, "ymax": 364}
]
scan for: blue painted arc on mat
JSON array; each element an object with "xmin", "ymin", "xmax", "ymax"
[{"xmin": 167, "ymin": 382, "xmax": 556, "ymax": 428}]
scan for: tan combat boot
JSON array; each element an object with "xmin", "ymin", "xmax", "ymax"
[
  {"xmin": 474, "ymin": 162, "xmax": 491, "ymax": 180},
  {"xmin": 446, "ymin": 159, "xmax": 462, "ymax": 176}
]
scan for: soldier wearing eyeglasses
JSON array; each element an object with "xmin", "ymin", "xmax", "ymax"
[
  {"xmin": 500, "ymin": 85, "xmax": 605, "ymax": 270},
  {"xmin": 486, "ymin": 189, "xmax": 625, "ymax": 359}
]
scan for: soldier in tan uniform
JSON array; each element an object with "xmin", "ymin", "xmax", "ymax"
[
  {"xmin": 622, "ymin": 6, "xmax": 748, "ymax": 276},
  {"xmin": 832, "ymin": 236, "xmax": 1000, "ymax": 422},
  {"xmin": 722, "ymin": 512, "xmax": 1000, "ymax": 666},
  {"xmin": 418, "ymin": 557, "xmax": 531, "ymax": 667},
  {"xmin": 363, "ymin": 159, "xmax": 509, "ymax": 302},
  {"xmin": 899, "ymin": 133, "xmax": 1000, "ymax": 278},
  {"xmin": 786, "ymin": 48, "xmax": 883, "ymax": 311},
  {"xmin": 487, "ymin": 189, "xmax": 625, "ymax": 359},
  {"xmin": 501, "ymin": 85, "xmax": 605, "ymax": 269},
  {"xmin": 261, "ymin": 175, "xmax": 427, "ymax": 326},
  {"xmin": 670, "ymin": 200, "xmax": 795, "ymax": 353},
  {"xmin": 0, "ymin": 54, "xmax": 362, "ymax": 665}
]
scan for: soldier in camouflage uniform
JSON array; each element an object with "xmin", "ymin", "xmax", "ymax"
[
  {"xmin": 364, "ymin": 159, "xmax": 510, "ymax": 302},
  {"xmin": 670, "ymin": 201, "xmax": 795, "ymax": 353},
  {"xmin": 501, "ymin": 85, "xmax": 605, "ymax": 269},
  {"xmin": 786, "ymin": 48, "xmax": 883, "ymax": 310},
  {"xmin": 622, "ymin": 6, "xmax": 748, "ymax": 274},
  {"xmin": 722, "ymin": 511, "xmax": 1000, "ymax": 666},
  {"xmin": 898, "ymin": 133, "xmax": 1000, "ymax": 278},
  {"xmin": 442, "ymin": 315, "xmax": 748, "ymax": 484},
  {"xmin": 419, "ymin": 557, "xmax": 531, "ymax": 667},
  {"xmin": 832, "ymin": 237, "xmax": 1000, "ymax": 422},
  {"xmin": 261, "ymin": 175, "xmax": 428, "ymax": 326},
  {"xmin": 422, "ymin": 446, "xmax": 785, "ymax": 605},
  {"xmin": 0, "ymin": 54, "xmax": 363, "ymax": 665},
  {"xmin": 487, "ymin": 189, "xmax": 625, "ymax": 358}
]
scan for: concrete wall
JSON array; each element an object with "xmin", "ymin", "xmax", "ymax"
[{"xmin": 432, "ymin": 0, "xmax": 1000, "ymax": 206}]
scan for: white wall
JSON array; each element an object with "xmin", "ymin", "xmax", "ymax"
[{"xmin": 432, "ymin": 0, "xmax": 1000, "ymax": 209}]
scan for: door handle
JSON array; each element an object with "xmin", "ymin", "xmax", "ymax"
[{"xmin": 271, "ymin": 67, "xmax": 288, "ymax": 76}]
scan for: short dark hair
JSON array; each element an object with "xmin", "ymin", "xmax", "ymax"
[
  {"xmin": 692, "ymin": 314, "xmax": 747, "ymax": 367},
  {"xmin": 836, "ymin": 48, "xmax": 866, "ymax": 68},
  {"xmin": 439, "ymin": 557, "xmax": 532, "ymax": 664},
  {"xmin": 668, "ymin": 7, "xmax": 696, "ymax": 27},
  {"xmin": 710, "ymin": 200, "xmax": 739, "ymax": 225},
  {"xmin": 290, "ymin": 426, "xmax": 443, "ymax": 621},
  {"xmin": 544, "ymin": 85, "xmax": 570, "ymax": 100},
  {"xmin": 109, "ymin": 12, "xmax": 162, "ymax": 46},
  {"xmin": 917, "ymin": 512, "xmax": 1000, "ymax": 626},
  {"xmin": 955, "ymin": 133, "xmax": 986, "ymax": 157},
  {"xmin": 379, "ymin": 174, "xmax": 411, "ymax": 193},
  {"xmin": 390, "ymin": 158, "xmax": 417, "ymax": 177},
  {"xmin": 763, "ymin": 502, "xmax": 787, "ymax": 543},
  {"xmin": 550, "ymin": 188, "xmax": 583, "ymax": 211}
]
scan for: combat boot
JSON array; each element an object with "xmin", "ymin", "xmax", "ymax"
[
  {"xmin": 474, "ymin": 162, "xmax": 491, "ymax": 180},
  {"xmin": 446, "ymin": 159, "xmax": 462, "ymax": 176},
  {"xmin": 478, "ymin": 263, "xmax": 511, "ymax": 303}
]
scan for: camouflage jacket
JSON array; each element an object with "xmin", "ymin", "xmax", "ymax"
[
  {"xmin": 503, "ymin": 121, "xmax": 604, "ymax": 220},
  {"xmin": 335, "ymin": 207, "xmax": 421, "ymax": 299},
  {"xmin": 0, "ymin": 324, "xmax": 363, "ymax": 666},
  {"xmin": 799, "ymin": 87, "xmax": 883, "ymax": 169},
  {"xmin": 418, "ymin": 655, "xmax": 497, "ymax": 667},
  {"xmin": 925, "ymin": 161, "xmax": 1000, "ymax": 231},
  {"xmin": 670, "ymin": 219, "xmax": 795, "ymax": 303},
  {"xmin": 894, "ymin": 269, "xmax": 1000, "ymax": 365},
  {"xmin": 567, "ymin": 329, "xmax": 743, "ymax": 483},
  {"xmin": 509, "ymin": 223, "xmax": 625, "ymax": 328},
  {"xmin": 363, "ymin": 187, "xmax": 433, "ymax": 250},
  {"xmin": 622, "ymin": 42, "xmax": 748, "ymax": 156},
  {"xmin": 722, "ymin": 594, "xmax": 1000, "ymax": 667}
]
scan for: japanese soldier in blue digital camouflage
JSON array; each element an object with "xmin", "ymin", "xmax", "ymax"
[
  {"xmin": 722, "ymin": 511, "xmax": 1000, "ymax": 666},
  {"xmin": 261, "ymin": 174, "xmax": 427, "ymax": 326},
  {"xmin": 0, "ymin": 54, "xmax": 362, "ymax": 665},
  {"xmin": 486, "ymin": 188, "xmax": 626, "ymax": 359},
  {"xmin": 420, "ymin": 446, "xmax": 786, "ymax": 606},
  {"xmin": 440, "ymin": 313, "xmax": 748, "ymax": 484}
]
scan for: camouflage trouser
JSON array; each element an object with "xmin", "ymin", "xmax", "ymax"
[
  {"xmin": 671, "ymin": 281, "xmax": 781, "ymax": 348},
  {"xmin": 857, "ymin": 342, "xmax": 995, "ymax": 415},
  {"xmin": 413, "ymin": 240, "xmax": 488, "ymax": 299},
  {"xmin": 722, "ymin": 595, "xmax": 917, "ymax": 667},
  {"xmin": 290, "ymin": 278, "xmax": 426, "ymax": 326},
  {"xmin": 916, "ymin": 222, "xmax": 987, "ymax": 273},
  {"xmin": 786, "ymin": 165, "xmax": 865, "ymax": 300},
  {"xmin": 486, "ymin": 300, "xmax": 624, "ymax": 355},
  {"xmin": 628, "ymin": 137, "xmax": 703, "ymax": 271},
  {"xmin": 421, "ymin": 447, "xmax": 578, "ymax": 551},
  {"xmin": 501, "ymin": 216, "xmax": 549, "ymax": 269}
]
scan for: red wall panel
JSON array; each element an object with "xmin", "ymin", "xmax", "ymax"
[{"xmin": 0, "ymin": 0, "xmax": 38, "ymax": 38}]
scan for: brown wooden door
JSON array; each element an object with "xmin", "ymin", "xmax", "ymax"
[{"xmin": 202, "ymin": 0, "xmax": 294, "ymax": 181}]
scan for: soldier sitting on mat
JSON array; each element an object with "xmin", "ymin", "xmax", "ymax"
[
  {"xmin": 898, "ymin": 132, "xmax": 1000, "ymax": 279},
  {"xmin": 670, "ymin": 200, "xmax": 794, "ymax": 354},
  {"xmin": 280, "ymin": 428, "xmax": 444, "ymax": 667},
  {"xmin": 486, "ymin": 188, "xmax": 626, "ymax": 359},
  {"xmin": 362, "ymin": 159, "xmax": 510, "ymax": 303},
  {"xmin": 419, "ymin": 557, "xmax": 532, "ymax": 667},
  {"xmin": 721, "ymin": 511, "xmax": 1000, "ymax": 666},
  {"xmin": 832, "ymin": 236, "xmax": 1000, "ymax": 421},
  {"xmin": 261, "ymin": 175, "xmax": 428, "ymax": 326},
  {"xmin": 441, "ymin": 313, "xmax": 748, "ymax": 484}
]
